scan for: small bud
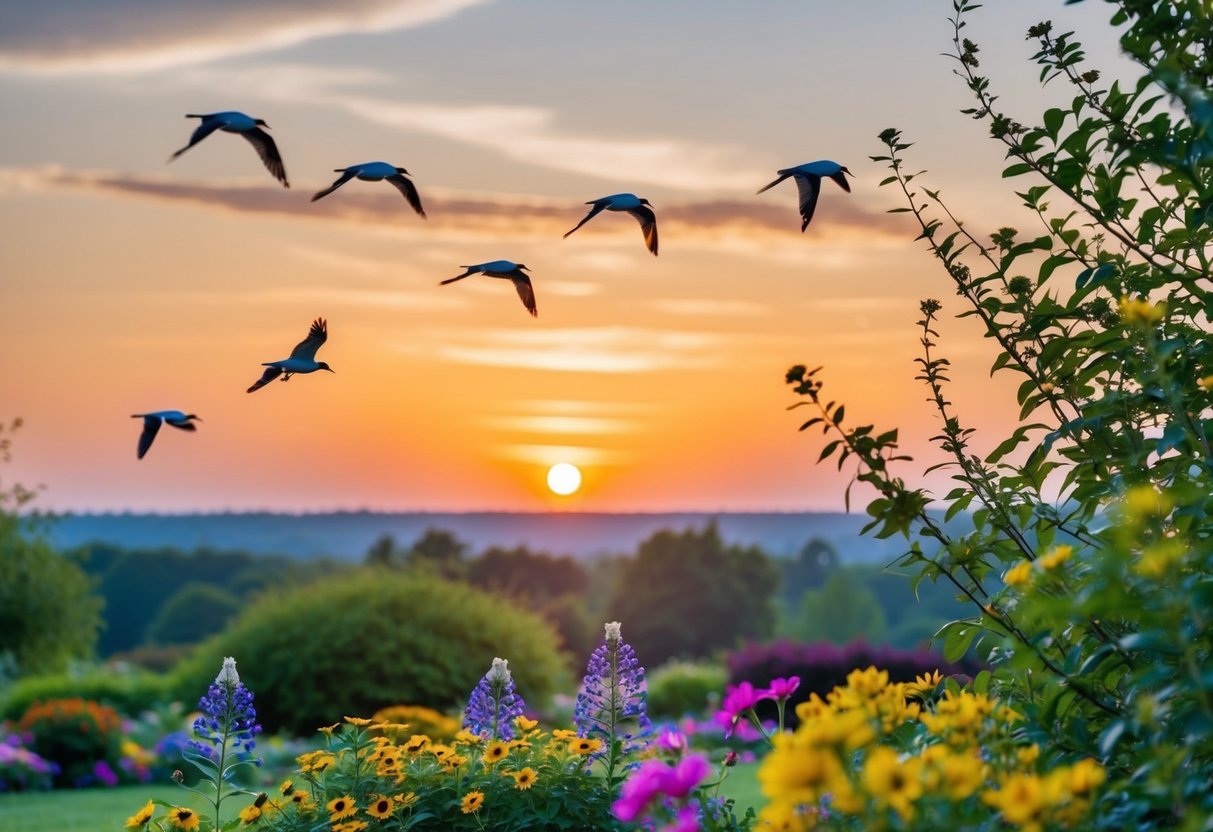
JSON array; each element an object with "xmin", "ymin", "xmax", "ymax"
[
  {"xmin": 724, "ymin": 751, "xmax": 739, "ymax": 767},
  {"xmin": 172, "ymin": 770, "xmax": 184, "ymax": 784},
  {"xmin": 253, "ymin": 793, "xmax": 268, "ymax": 808}
]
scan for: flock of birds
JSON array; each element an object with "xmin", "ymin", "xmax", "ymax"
[{"xmin": 132, "ymin": 109, "xmax": 853, "ymax": 458}]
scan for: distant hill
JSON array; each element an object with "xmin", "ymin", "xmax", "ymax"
[{"xmin": 46, "ymin": 511, "xmax": 913, "ymax": 563}]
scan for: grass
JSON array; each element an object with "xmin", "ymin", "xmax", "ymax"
[{"xmin": 0, "ymin": 763, "xmax": 765, "ymax": 831}]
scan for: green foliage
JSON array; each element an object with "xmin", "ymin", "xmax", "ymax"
[
  {"xmin": 1, "ymin": 668, "xmax": 169, "ymax": 721},
  {"xmin": 404, "ymin": 527, "xmax": 470, "ymax": 579},
  {"xmin": 0, "ymin": 423, "xmax": 103, "ymax": 680},
  {"xmin": 786, "ymin": 0, "xmax": 1213, "ymax": 826},
  {"xmin": 537, "ymin": 592, "xmax": 599, "ymax": 663},
  {"xmin": 792, "ymin": 570, "xmax": 888, "ymax": 645},
  {"xmin": 645, "ymin": 660, "xmax": 727, "ymax": 719},
  {"xmin": 607, "ymin": 522, "xmax": 779, "ymax": 666},
  {"xmin": 468, "ymin": 545, "xmax": 589, "ymax": 602},
  {"xmin": 144, "ymin": 583, "xmax": 241, "ymax": 646},
  {"xmin": 778, "ymin": 538, "xmax": 840, "ymax": 603},
  {"xmin": 172, "ymin": 571, "xmax": 570, "ymax": 735},
  {"xmin": 18, "ymin": 698, "xmax": 124, "ymax": 787}
]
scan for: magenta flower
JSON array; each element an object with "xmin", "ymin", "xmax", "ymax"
[
  {"xmin": 663, "ymin": 755, "xmax": 711, "ymax": 799},
  {"xmin": 715, "ymin": 681, "xmax": 764, "ymax": 738},
  {"xmin": 661, "ymin": 806, "xmax": 702, "ymax": 832},
  {"xmin": 764, "ymin": 676, "xmax": 801, "ymax": 700},
  {"xmin": 656, "ymin": 728, "xmax": 688, "ymax": 755},
  {"xmin": 612, "ymin": 759, "xmax": 671, "ymax": 822}
]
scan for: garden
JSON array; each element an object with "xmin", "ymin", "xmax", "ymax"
[{"xmin": 3, "ymin": 0, "xmax": 1213, "ymax": 829}]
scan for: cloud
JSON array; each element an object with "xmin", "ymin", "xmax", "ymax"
[
  {"xmin": 3, "ymin": 165, "xmax": 908, "ymax": 245},
  {"xmin": 424, "ymin": 326, "xmax": 724, "ymax": 373},
  {"xmin": 480, "ymin": 415, "xmax": 638, "ymax": 435},
  {"xmin": 0, "ymin": 0, "xmax": 493, "ymax": 74},
  {"xmin": 646, "ymin": 298, "xmax": 769, "ymax": 318}
]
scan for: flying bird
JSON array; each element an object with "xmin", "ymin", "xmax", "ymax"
[
  {"xmin": 756, "ymin": 160, "xmax": 851, "ymax": 232},
  {"xmin": 247, "ymin": 318, "xmax": 335, "ymax": 393},
  {"xmin": 131, "ymin": 411, "xmax": 201, "ymax": 460},
  {"xmin": 440, "ymin": 261, "xmax": 537, "ymax": 317},
  {"xmin": 563, "ymin": 193, "xmax": 658, "ymax": 255},
  {"xmin": 169, "ymin": 111, "xmax": 289, "ymax": 187},
  {"xmin": 311, "ymin": 162, "xmax": 426, "ymax": 218}
]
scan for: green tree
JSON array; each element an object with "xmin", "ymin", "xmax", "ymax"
[
  {"xmin": 144, "ymin": 582, "xmax": 242, "ymax": 646},
  {"xmin": 404, "ymin": 527, "xmax": 468, "ymax": 579},
  {"xmin": 0, "ymin": 420, "xmax": 103, "ymax": 677},
  {"xmin": 793, "ymin": 569, "xmax": 888, "ymax": 645},
  {"xmin": 468, "ymin": 545, "xmax": 588, "ymax": 602},
  {"xmin": 364, "ymin": 533, "xmax": 399, "ymax": 567},
  {"xmin": 607, "ymin": 522, "xmax": 778, "ymax": 666},
  {"xmin": 779, "ymin": 537, "xmax": 840, "ymax": 603}
]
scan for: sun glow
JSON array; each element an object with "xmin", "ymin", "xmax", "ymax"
[{"xmin": 546, "ymin": 462, "xmax": 582, "ymax": 496}]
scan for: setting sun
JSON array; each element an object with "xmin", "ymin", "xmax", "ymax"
[{"xmin": 546, "ymin": 462, "xmax": 582, "ymax": 496}]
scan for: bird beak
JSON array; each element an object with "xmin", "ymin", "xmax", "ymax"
[{"xmin": 324, "ymin": 367, "xmax": 336, "ymax": 373}]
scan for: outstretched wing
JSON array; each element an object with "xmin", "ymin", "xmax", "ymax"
[
  {"xmin": 627, "ymin": 206, "xmax": 659, "ymax": 256},
  {"xmin": 247, "ymin": 366, "xmax": 283, "ymax": 394},
  {"xmin": 241, "ymin": 127, "xmax": 289, "ymax": 187},
  {"xmin": 135, "ymin": 415, "xmax": 162, "ymax": 459},
  {"xmin": 311, "ymin": 170, "xmax": 357, "ymax": 202},
  {"xmin": 386, "ymin": 173, "xmax": 426, "ymax": 218},
  {"xmin": 794, "ymin": 174, "xmax": 823, "ymax": 232},
  {"xmin": 169, "ymin": 118, "xmax": 221, "ymax": 161},
  {"xmin": 755, "ymin": 172, "xmax": 790, "ymax": 195},
  {"xmin": 828, "ymin": 170, "xmax": 851, "ymax": 193},
  {"xmin": 562, "ymin": 202, "xmax": 607, "ymax": 239},
  {"xmin": 167, "ymin": 421, "xmax": 198, "ymax": 432},
  {"xmin": 510, "ymin": 272, "xmax": 538, "ymax": 317},
  {"xmin": 289, "ymin": 318, "xmax": 327, "ymax": 361}
]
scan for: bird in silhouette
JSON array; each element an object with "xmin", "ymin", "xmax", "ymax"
[
  {"xmin": 440, "ymin": 261, "xmax": 537, "ymax": 317},
  {"xmin": 131, "ymin": 411, "xmax": 201, "ymax": 459},
  {"xmin": 756, "ymin": 160, "xmax": 851, "ymax": 231},
  {"xmin": 169, "ymin": 111, "xmax": 289, "ymax": 187},
  {"xmin": 563, "ymin": 193, "xmax": 658, "ymax": 255},
  {"xmin": 247, "ymin": 318, "xmax": 334, "ymax": 393},
  {"xmin": 311, "ymin": 162, "xmax": 426, "ymax": 217}
]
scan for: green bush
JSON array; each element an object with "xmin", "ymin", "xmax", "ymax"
[
  {"xmin": 1, "ymin": 668, "xmax": 170, "ymax": 720},
  {"xmin": 144, "ymin": 582, "xmax": 241, "ymax": 646},
  {"xmin": 172, "ymin": 571, "xmax": 571, "ymax": 735},
  {"xmin": 645, "ymin": 660, "xmax": 727, "ymax": 719},
  {"xmin": 18, "ymin": 697, "xmax": 123, "ymax": 787}
]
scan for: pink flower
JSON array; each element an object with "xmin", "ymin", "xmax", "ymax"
[
  {"xmin": 764, "ymin": 676, "xmax": 801, "ymax": 701},
  {"xmin": 715, "ymin": 681, "xmax": 764, "ymax": 738},
  {"xmin": 612, "ymin": 759, "xmax": 671, "ymax": 822},
  {"xmin": 656, "ymin": 728, "xmax": 688, "ymax": 755},
  {"xmin": 664, "ymin": 755, "xmax": 711, "ymax": 799},
  {"xmin": 660, "ymin": 806, "xmax": 701, "ymax": 832}
]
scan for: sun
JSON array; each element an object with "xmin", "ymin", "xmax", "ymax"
[{"xmin": 546, "ymin": 462, "xmax": 582, "ymax": 496}]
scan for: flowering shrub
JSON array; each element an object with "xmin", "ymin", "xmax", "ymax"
[
  {"xmin": 0, "ymin": 731, "xmax": 58, "ymax": 791},
  {"xmin": 18, "ymin": 697, "xmax": 124, "ymax": 787},
  {"xmin": 755, "ymin": 667, "xmax": 1104, "ymax": 830}
]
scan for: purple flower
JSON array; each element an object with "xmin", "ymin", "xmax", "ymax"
[
  {"xmin": 715, "ymin": 681, "xmax": 764, "ymax": 738},
  {"xmin": 92, "ymin": 760, "xmax": 119, "ymax": 787},
  {"xmin": 463, "ymin": 657, "xmax": 525, "ymax": 741},
  {"xmin": 612, "ymin": 759, "xmax": 671, "ymax": 822},
  {"xmin": 663, "ymin": 755, "xmax": 711, "ymax": 799},
  {"xmin": 188, "ymin": 657, "xmax": 262, "ymax": 764},
  {"xmin": 764, "ymin": 676, "xmax": 800, "ymax": 701},
  {"xmin": 661, "ymin": 806, "xmax": 702, "ymax": 832},
  {"xmin": 655, "ymin": 729, "xmax": 688, "ymax": 756},
  {"xmin": 574, "ymin": 622, "xmax": 652, "ymax": 766}
]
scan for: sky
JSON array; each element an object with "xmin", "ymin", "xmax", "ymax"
[{"xmin": 0, "ymin": 1, "xmax": 1132, "ymax": 513}]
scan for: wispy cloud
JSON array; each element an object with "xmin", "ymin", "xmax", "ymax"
[
  {"xmin": 0, "ymin": 1, "xmax": 493, "ymax": 74},
  {"xmin": 2, "ymin": 165, "xmax": 907, "ymax": 245},
  {"xmin": 481, "ymin": 415, "xmax": 638, "ymax": 435},
  {"xmin": 646, "ymin": 298, "xmax": 769, "ymax": 318},
  {"xmin": 419, "ymin": 326, "xmax": 724, "ymax": 373},
  {"xmin": 494, "ymin": 444, "xmax": 627, "ymax": 467}
]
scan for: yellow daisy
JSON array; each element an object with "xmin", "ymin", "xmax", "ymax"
[
  {"xmin": 365, "ymin": 796, "xmax": 395, "ymax": 820},
  {"xmin": 513, "ymin": 716, "xmax": 538, "ymax": 732},
  {"xmin": 290, "ymin": 790, "xmax": 312, "ymax": 807},
  {"xmin": 278, "ymin": 779, "xmax": 294, "ymax": 796},
  {"xmin": 238, "ymin": 805, "xmax": 262, "ymax": 826},
  {"xmin": 327, "ymin": 796, "xmax": 358, "ymax": 821},
  {"xmin": 167, "ymin": 807, "xmax": 200, "ymax": 831},
  {"xmin": 454, "ymin": 729, "xmax": 482, "ymax": 744},
  {"xmin": 551, "ymin": 729, "xmax": 577, "ymax": 740},
  {"xmin": 394, "ymin": 792, "xmax": 418, "ymax": 807},
  {"xmin": 124, "ymin": 800, "xmax": 155, "ymax": 828},
  {"xmin": 344, "ymin": 716, "xmax": 372, "ymax": 726},
  {"xmin": 570, "ymin": 737, "xmax": 603, "ymax": 755},
  {"xmin": 461, "ymin": 791, "xmax": 485, "ymax": 814},
  {"xmin": 403, "ymin": 734, "xmax": 431, "ymax": 754},
  {"xmin": 334, "ymin": 822, "xmax": 369, "ymax": 832},
  {"xmin": 510, "ymin": 767, "xmax": 538, "ymax": 790},
  {"xmin": 483, "ymin": 740, "xmax": 510, "ymax": 764}
]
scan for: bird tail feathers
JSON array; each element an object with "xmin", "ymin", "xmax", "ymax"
[{"xmin": 756, "ymin": 174, "xmax": 789, "ymax": 195}]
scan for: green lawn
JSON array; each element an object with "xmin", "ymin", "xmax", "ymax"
[{"xmin": 0, "ymin": 764, "xmax": 764, "ymax": 832}]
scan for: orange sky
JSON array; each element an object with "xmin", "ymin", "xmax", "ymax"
[{"xmin": 0, "ymin": 1, "xmax": 1130, "ymax": 511}]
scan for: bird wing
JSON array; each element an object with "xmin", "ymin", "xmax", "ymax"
[
  {"xmin": 247, "ymin": 365, "xmax": 283, "ymax": 394},
  {"xmin": 169, "ymin": 119, "xmax": 221, "ymax": 161},
  {"xmin": 510, "ymin": 272, "xmax": 538, "ymax": 317},
  {"xmin": 311, "ymin": 169, "xmax": 357, "ymax": 202},
  {"xmin": 386, "ymin": 174, "xmax": 427, "ymax": 218},
  {"xmin": 136, "ymin": 415, "xmax": 162, "ymax": 459},
  {"xmin": 440, "ymin": 268, "xmax": 478, "ymax": 285},
  {"xmin": 562, "ymin": 202, "xmax": 607, "ymax": 238},
  {"xmin": 627, "ymin": 206, "xmax": 659, "ymax": 256},
  {"xmin": 828, "ymin": 170, "xmax": 852, "ymax": 193},
  {"xmin": 794, "ymin": 175, "xmax": 823, "ymax": 232},
  {"xmin": 289, "ymin": 318, "xmax": 327, "ymax": 361},
  {"xmin": 756, "ymin": 172, "xmax": 790, "ymax": 195},
  {"xmin": 166, "ymin": 420, "xmax": 197, "ymax": 432},
  {"xmin": 241, "ymin": 127, "xmax": 289, "ymax": 188}
]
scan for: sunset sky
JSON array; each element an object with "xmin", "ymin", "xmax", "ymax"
[{"xmin": 0, "ymin": 1, "xmax": 1130, "ymax": 512}]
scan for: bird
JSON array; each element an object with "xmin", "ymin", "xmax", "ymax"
[
  {"xmin": 440, "ymin": 261, "xmax": 537, "ymax": 317},
  {"xmin": 311, "ymin": 162, "xmax": 426, "ymax": 218},
  {"xmin": 247, "ymin": 318, "xmax": 335, "ymax": 393},
  {"xmin": 169, "ymin": 111, "xmax": 289, "ymax": 187},
  {"xmin": 563, "ymin": 193, "xmax": 658, "ymax": 255},
  {"xmin": 130, "ymin": 411, "xmax": 201, "ymax": 460},
  {"xmin": 756, "ymin": 160, "xmax": 851, "ymax": 232}
]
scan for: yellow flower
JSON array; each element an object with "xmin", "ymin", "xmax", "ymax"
[
  {"xmin": 483, "ymin": 740, "xmax": 510, "ymax": 764},
  {"xmin": 403, "ymin": 734, "xmax": 431, "ymax": 753},
  {"xmin": 124, "ymin": 800, "xmax": 155, "ymax": 828},
  {"xmin": 334, "ymin": 822, "xmax": 368, "ymax": 832},
  {"xmin": 938, "ymin": 750, "xmax": 985, "ymax": 800},
  {"xmin": 278, "ymin": 779, "xmax": 293, "ymax": 796},
  {"xmin": 1118, "ymin": 295, "xmax": 1165, "ymax": 326},
  {"xmin": 238, "ymin": 805, "xmax": 262, "ymax": 826},
  {"xmin": 756, "ymin": 800, "xmax": 809, "ymax": 831},
  {"xmin": 167, "ymin": 807, "xmax": 200, "ymax": 831},
  {"xmin": 1038, "ymin": 544, "xmax": 1072, "ymax": 571},
  {"xmin": 1004, "ymin": 560, "xmax": 1033, "ymax": 587},
  {"xmin": 1123, "ymin": 484, "xmax": 1172, "ymax": 520},
  {"xmin": 1135, "ymin": 539, "xmax": 1187, "ymax": 577},
  {"xmin": 429, "ymin": 743, "xmax": 454, "ymax": 761},
  {"xmin": 290, "ymin": 790, "xmax": 311, "ymax": 807},
  {"xmin": 862, "ymin": 746, "xmax": 923, "ymax": 821},
  {"xmin": 394, "ymin": 792, "xmax": 417, "ymax": 807},
  {"xmin": 327, "ymin": 796, "xmax": 358, "ymax": 821},
  {"xmin": 757, "ymin": 734, "xmax": 842, "ymax": 805},
  {"xmin": 570, "ymin": 737, "xmax": 602, "ymax": 755},
  {"xmin": 904, "ymin": 670, "xmax": 943, "ymax": 699},
  {"xmin": 1017, "ymin": 744, "xmax": 1041, "ymax": 768},
  {"xmin": 510, "ymin": 767, "xmax": 538, "ymax": 790},
  {"xmin": 1064, "ymin": 758, "xmax": 1106, "ymax": 797},
  {"xmin": 460, "ymin": 791, "xmax": 485, "ymax": 814},
  {"xmin": 1199, "ymin": 374, "xmax": 1213, "ymax": 392},
  {"xmin": 366, "ymin": 796, "xmax": 395, "ymax": 820},
  {"xmin": 454, "ymin": 729, "xmax": 482, "ymax": 744},
  {"xmin": 443, "ymin": 753, "xmax": 468, "ymax": 769},
  {"xmin": 551, "ymin": 728, "xmax": 578, "ymax": 740},
  {"xmin": 982, "ymin": 773, "xmax": 1049, "ymax": 828},
  {"xmin": 513, "ymin": 715, "xmax": 539, "ymax": 732},
  {"xmin": 316, "ymin": 723, "xmax": 340, "ymax": 735},
  {"xmin": 297, "ymin": 750, "xmax": 335, "ymax": 772},
  {"xmin": 344, "ymin": 716, "xmax": 372, "ymax": 726}
]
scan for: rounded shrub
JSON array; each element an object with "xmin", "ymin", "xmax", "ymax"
[
  {"xmin": 1, "ymin": 669, "xmax": 170, "ymax": 721},
  {"xmin": 646, "ymin": 660, "xmax": 727, "ymax": 719},
  {"xmin": 171, "ymin": 571, "xmax": 571, "ymax": 735},
  {"xmin": 18, "ymin": 698, "xmax": 123, "ymax": 787}
]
